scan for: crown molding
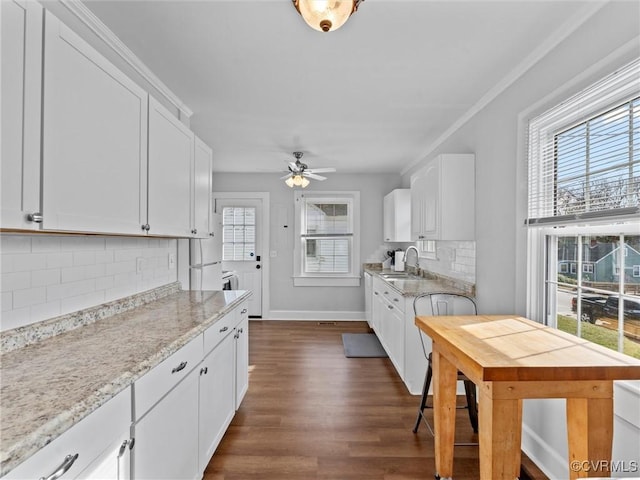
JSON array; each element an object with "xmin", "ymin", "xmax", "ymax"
[
  {"xmin": 400, "ymin": 0, "xmax": 608, "ymax": 177},
  {"xmin": 59, "ymin": 0, "xmax": 193, "ymax": 119}
]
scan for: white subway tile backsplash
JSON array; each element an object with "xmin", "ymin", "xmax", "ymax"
[
  {"xmin": 13, "ymin": 287, "xmax": 47, "ymax": 309},
  {"xmin": 31, "ymin": 269, "xmax": 61, "ymax": 287},
  {"xmin": 46, "ymin": 252, "xmax": 74, "ymax": 269},
  {"xmin": 0, "ymin": 236, "xmax": 31, "ymax": 254},
  {"xmin": 29, "ymin": 300, "xmax": 62, "ymax": 324},
  {"xmin": 2, "ymin": 272, "xmax": 31, "ymax": 292},
  {"xmin": 73, "ymin": 251, "xmax": 96, "ymax": 266},
  {"xmin": 1, "ymin": 234, "xmax": 177, "ymax": 330},
  {"xmin": 13, "ymin": 253, "xmax": 48, "ymax": 272},
  {"xmin": 1, "ymin": 291, "xmax": 13, "ymax": 311}
]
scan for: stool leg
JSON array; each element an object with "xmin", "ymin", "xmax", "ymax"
[
  {"xmin": 463, "ymin": 380, "xmax": 478, "ymax": 433},
  {"xmin": 413, "ymin": 354, "xmax": 433, "ymax": 433}
]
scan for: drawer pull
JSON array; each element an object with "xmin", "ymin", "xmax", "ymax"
[
  {"xmin": 171, "ymin": 361, "xmax": 188, "ymax": 374},
  {"xmin": 241, "ymin": 308, "xmax": 247, "ymax": 314},
  {"xmin": 118, "ymin": 440, "xmax": 129, "ymax": 458},
  {"xmin": 219, "ymin": 326, "xmax": 229, "ymax": 333},
  {"xmin": 393, "ymin": 298, "xmax": 399, "ymax": 302},
  {"xmin": 384, "ymin": 291, "xmax": 389, "ymax": 295},
  {"xmin": 40, "ymin": 453, "xmax": 79, "ymax": 480},
  {"xmin": 200, "ymin": 367, "xmax": 208, "ymax": 375},
  {"xmin": 239, "ymin": 328, "xmax": 243, "ymax": 333},
  {"xmin": 387, "ymin": 305, "xmax": 393, "ymax": 310}
]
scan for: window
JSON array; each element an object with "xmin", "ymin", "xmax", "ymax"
[
  {"xmin": 634, "ymin": 265, "xmax": 640, "ymax": 277},
  {"xmin": 222, "ymin": 207, "xmax": 256, "ymax": 261},
  {"xmin": 527, "ymin": 59, "xmax": 640, "ymax": 359},
  {"xmin": 293, "ymin": 191, "xmax": 360, "ymax": 287}
]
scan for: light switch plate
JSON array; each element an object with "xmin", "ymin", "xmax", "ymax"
[{"xmin": 168, "ymin": 253, "xmax": 176, "ymax": 269}]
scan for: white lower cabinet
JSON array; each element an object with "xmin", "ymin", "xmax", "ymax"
[
  {"xmin": 198, "ymin": 332, "xmax": 235, "ymax": 474},
  {"xmin": 234, "ymin": 305, "xmax": 249, "ymax": 409},
  {"xmin": 2, "ymin": 388, "xmax": 131, "ymax": 480},
  {"xmin": 133, "ymin": 368, "xmax": 200, "ymax": 480},
  {"xmin": 370, "ymin": 276, "xmax": 428, "ymax": 395},
  {"xmin": 133, "ymin": 302, "xmax": 249, "ymax": 479}
]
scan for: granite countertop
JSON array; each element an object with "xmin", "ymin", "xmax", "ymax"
[
  {"xmin": 364, "ymin": 266, "xmax": 475, "ymax": 297},
  {"xmin": 0, "ymin": 289, "xmax": 251, "ymax": 476}
]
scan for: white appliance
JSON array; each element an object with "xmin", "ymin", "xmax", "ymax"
[{"xmin": 189, "ymin": 213, "xmax": 223, "ymax": 290}]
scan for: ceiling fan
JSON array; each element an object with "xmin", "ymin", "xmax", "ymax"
[{"xmin": 281, "ymin": 151, "xmax": 336, "ymax": 188}]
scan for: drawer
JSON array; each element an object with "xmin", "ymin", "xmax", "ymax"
[
  {"xmin": 381, "ymin": 287, "xmax": 405, "ymax": 313},
  {"xmin": 134, "ymin": 335, "xmax": 202, "ymax": 419},
  {"xmin": 3, "ymin": 387, "xmax": 130, "ymax": 480},
  {"xmin": 203, "ymin": 311, "xmax": 236, "ymax": 354}
]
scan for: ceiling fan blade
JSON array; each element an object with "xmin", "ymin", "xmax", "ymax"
[
  {"xmin": 305, "ymin": 172, "xmax": 327, "ymax": 181},
  {"xmin": 288, "ymin": 162, "xmax": 299, "ymax": 171},
  {"xmin": 306, "ymin": 167, "xmax": 336, "ymax": 174}
]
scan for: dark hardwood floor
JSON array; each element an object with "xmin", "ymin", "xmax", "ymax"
[{"xmin": 204, "ymin": 320, "xmax": 548, "ymax": 480}]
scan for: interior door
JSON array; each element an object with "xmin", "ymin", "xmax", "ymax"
[{"xmin": 216, "ymin": 197, "xmax": 263, "ymax": 317}]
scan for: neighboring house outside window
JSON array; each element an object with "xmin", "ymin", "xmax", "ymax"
[
  {"xmin": 293, "ymin": 191, "xmax": 361, "ymax": 287},
  {"xmin": 527, "ymin": 59, "xmax": 640, "ymax": 359}
]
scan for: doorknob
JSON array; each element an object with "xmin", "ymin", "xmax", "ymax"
[{"xmin": 256, "ymin": 264, "xmax": 261, "ymax": 269}]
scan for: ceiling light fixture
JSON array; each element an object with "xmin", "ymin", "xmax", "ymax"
[
  {"xmin": 285, "ymin": 174, "xmax": 310, "ymax": 188},
  {"xmin": 292, "ymin": 0, "xmax": 364, "ymax": 33}
]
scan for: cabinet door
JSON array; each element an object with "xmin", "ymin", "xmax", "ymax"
[
  {"xmin": 74, "ymin": 434, "xmax": 131, "ymax": 480},
  {"xmin": 383, "ymin": 193, "xmax": 394, "ymax": 242},
  {"xmin": 198, "ymin": 333, "xmax": 235, "ymax": 474},
  {"xmin": 235, "ymin": 313, "xmax": 249, "ymax": 409},
  {"xmin": 1, "ymin": 0, "xmax": 43, "ymax": 229},
  {"xmin": 42, "ymin": 11, "xmax": 148, "ymax": 235},
  {"xmin": 193, "ymin": 137, "xmax": 212, "ymax": 239},
  {"xmin": 134, "ymin": 370, "xmax": 199, "ymax": 480},
  {"xmin": 148, "ymin": 97, "xmax": 194, "ymax": 237},
  {"xmin": 420, "ymin": 162, "xmax": 439, "ymax": 238}
]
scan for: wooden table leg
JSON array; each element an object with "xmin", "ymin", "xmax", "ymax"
[
  {"xmin": 478, "ymin": 385, "xmax": 522, "ymax": 480},
  {"xmin": 566, "ymin": 396, "xmax": 613, "ymax": 479},
  {"xmin": 432, "ymin": 346, "xmax": 457, "ymax": 479}
]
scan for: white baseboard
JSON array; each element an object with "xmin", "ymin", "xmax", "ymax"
[
  {"xmin": 521, "ymin": 421, "xmax": 568, "ymax": 480},
  {"xmin": 265, "ymin": 310, "xmax": 366, "ymax": 321}
]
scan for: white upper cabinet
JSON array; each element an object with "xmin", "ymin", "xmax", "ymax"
[
  {"xmin": 411, "ymin": 154, "xmax": 475, "ymax": 241},
  {"xmin": 193, "ymin": 137, "xmax": 213, "ymax": 238},
  {"xmin": 1, "ymin": 0, "xmax": 43, "ymax": 230},
  {"xmin": 41, "ymin": 11, "xmax": 148, "ymax": 235},
  {"xmin": 147, "ymin": 97, "xmax": 194, "ymax": 237},
  {"xmin": 383, "ymin": 189, "xmax": 411, "ymax": 242}
]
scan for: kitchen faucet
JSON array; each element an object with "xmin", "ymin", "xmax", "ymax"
[{"xmin": 403, "ymin": 245, "xmax": 420, "ymax": 269}]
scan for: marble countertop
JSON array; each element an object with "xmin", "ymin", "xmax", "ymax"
[
  {"xmin": 0, "ymin": 289, "xmax": 251, "ymax": 476},
  {"xmin": 365, "ymin": 266, "xmax": 474, "ymax": 297}
]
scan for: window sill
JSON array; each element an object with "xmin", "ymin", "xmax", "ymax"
[{"xmin": 293, "ymin": 276, "xmax": 361, "ymax": 287}]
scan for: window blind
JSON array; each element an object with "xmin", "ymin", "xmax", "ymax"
[{"xmin": 526, "ymin": 59, "xmax": 640, "ymax": 227}]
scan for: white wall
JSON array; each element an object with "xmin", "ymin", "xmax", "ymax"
[
  {"xmin": 0, "ymin": 234, "xmax": 178, "ymax": 331},
  {"xmin": 212, "ymin": 172, "xmax": 402, "ymax": 318},
  {"xmin": 401, "ymin": 2, "xmax": 640, "ymax": 478}
]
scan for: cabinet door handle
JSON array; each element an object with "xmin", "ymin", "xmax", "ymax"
[
  {"xmin": 387, "ymin": 305, "xmax": 393, "ymax": 310},
  {"xmin": 141, "ymin": 224, "xmax": 150, "ymax": 231},
  {"xmin": 118, "ymin": 440, "xmax": 129, "ymax": 458},
  {"xmin": 393, "ymin": 298, "xmax": 399, "ymax": 302},
  {"xmin": 239, "ymin": 328, "xmax": 243, "ymax": 333},
  {"xmin": 171, "ymin": 361, "xmax": 187, "ymax": 374},
  {"xmin": 191, "ymin": 229, "xmax": 197, "ymax": 235},
  {"xmin": 28, "ymin": 212, "xmax": 43, "ymax": 223},
  {"xmin": 200, "ymin": 366, "xmax": 208, "ymax": 375},
  {"xmin": 241, "ymin": 309, "xmax": 247, "ymax": 314},
  {"xmin": 39, "ymin": 453, "xmax": 79, "ymax": 480},
  {"xmin": 219, "ymin": 326, "xmax": 229, "ymax": 333},
  {"xmin": 374, "ymin": 292, "xmax": 379, "ymax": 295}
]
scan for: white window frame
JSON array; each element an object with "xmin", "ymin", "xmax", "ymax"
[
  {"xmin": 525, "ymin": 59, "xmax": 640, "ymax": 356},
  {"xmin": 293, "ymin": 190, "xmax": 361, "ymax": 287}
]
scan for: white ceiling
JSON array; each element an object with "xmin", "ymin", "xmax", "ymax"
[{"xmin": 84, "ymin": 0, "xmax": 590, "ymax": 175}]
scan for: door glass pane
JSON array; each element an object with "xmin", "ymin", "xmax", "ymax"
[{"xmin": 222, "ymin": 207, "xmax": 256, "ymax": 261}]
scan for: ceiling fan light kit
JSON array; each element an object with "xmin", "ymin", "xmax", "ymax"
[
  {"xmin": 282, "ymin": 151, "xmax": 336, "ymax": 188},
  {"xmin": 292, "ymin": 0, "xmax": 363, "ymax": 33}
]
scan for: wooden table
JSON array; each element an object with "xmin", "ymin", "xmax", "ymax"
[{"xmin": 415, "ymin": 314, "xmax": 640, "ymax": 480}]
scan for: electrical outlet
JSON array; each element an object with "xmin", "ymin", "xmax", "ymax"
[
  {"xmin": 168, "ymin": 253, "xmax": 176, "ymax": 269},
  {"xmin": 136, "ymin": 257, "xmax": 144, "ymax": 274}
]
